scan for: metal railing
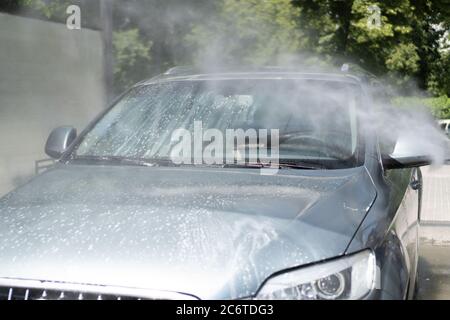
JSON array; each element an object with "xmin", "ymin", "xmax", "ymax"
[{"xmin": 34, "ymin": 159, "xmax": 56, "ymax": 175}]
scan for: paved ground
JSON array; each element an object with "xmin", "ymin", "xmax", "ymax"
[
  {"xmin": 416, "ymin": 165, "xmax": 450, "ymax": 299},
  {"xmin": 416, "ymin": 239, "xmax": 450, "ymax": 300}
]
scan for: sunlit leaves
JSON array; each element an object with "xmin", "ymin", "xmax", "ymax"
[
  {"xmin": 186, "ymin": 0, "xmax": 303, "ymax": 65},
  {"xmin": 113, "ymin": 29, "xmax": 152, "ymax": 91}
]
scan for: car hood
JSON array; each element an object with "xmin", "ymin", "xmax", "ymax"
[{"xmin": 0, "ymin": 164, "xmax": 376, "ymax": 299}]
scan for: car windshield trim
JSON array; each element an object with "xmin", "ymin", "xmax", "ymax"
[{"xmin": 70, "ymin": 155, "xmax": 353, "ymax": 170}]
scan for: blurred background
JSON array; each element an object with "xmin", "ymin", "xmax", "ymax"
[{"xmin": 0, "ymin": 0, "xmax": 449, "ymax": 196}]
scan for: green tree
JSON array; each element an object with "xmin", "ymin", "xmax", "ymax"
[
  {"xmin": 115, "ymin": 0, "xmax": 448, "ymax": 97},
  {"xmin": 293, "ymin": 0, "xmax": 449, "ymax": 93},
  {"xmin": 186, "ymin": 0, "xmax": 303, "ymax": 66},
  {"xmin": 112, "ymin": 0, "xmax": 215, "ymax": 74},
  {"xmin": 428, "ymin": 51, "xmax": 450, "ymax": 96},
  {"xmin": 113, "ymin": 29, "xmax": 152, "ymax": 92}
]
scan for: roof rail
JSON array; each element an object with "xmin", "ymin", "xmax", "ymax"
[
  {"xmin": 164, "ymin": 66, "xmax": 197, "ymax": 76},
  {"xmin": 340, "ymin": 63, "xmax": 378, "ymax": 82}
]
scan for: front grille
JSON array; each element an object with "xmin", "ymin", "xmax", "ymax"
[
  {"xmin": 0, "ymin": 278, "xmax": 198, "ymax": 300},
  {"xmin": 0, "ymin": 286, "xmax": 141, "ymax": 300}
]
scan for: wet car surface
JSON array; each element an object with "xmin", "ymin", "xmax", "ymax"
[{"xmin": 0, "ymin": 69, "xmax": 429, "ymax": 299}]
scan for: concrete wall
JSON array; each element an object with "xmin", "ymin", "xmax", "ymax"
[{"xmin": 0, "ymin": 12, "xmax": 106, "ymax": 196}]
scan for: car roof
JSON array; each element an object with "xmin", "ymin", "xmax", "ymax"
[{"xmin": 136, "ymin": 66, "xmax": 368, "ymax": 87}]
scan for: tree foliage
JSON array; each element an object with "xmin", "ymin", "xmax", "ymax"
[
  {"xmin": 113, "ymin": 29, "xmax": 152, "ymax": 92},
  {"xmin": 394, "ymin": 95, "xmax": 450, "ymax": 119},
  {"xmin": 1, "ymin": 0, "xmax": 449, "ymax": 99},
  {"xmin": 183, "ymin": 0, "xmax": 449, "ymax": 96},
  {"xmin": 186, "ymin": 0, "xmax": 303, "ymax": 65}
]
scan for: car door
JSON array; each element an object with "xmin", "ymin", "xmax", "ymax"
[
  {"xmin": 405, "ymin": 168, "xmax": 421, "ymax": 297},
  {"xmin": 384, "ymin": 166, "xmax": 421, "ymax": 298}
]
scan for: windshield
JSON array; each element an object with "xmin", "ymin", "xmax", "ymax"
[{"xmin": 72, "ymin": 79, "xmax": 363, "ymax": 169}]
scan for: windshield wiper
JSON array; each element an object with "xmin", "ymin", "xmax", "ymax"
[
  {"xmin": 278, "ymin": 160, "xmax": 327, "ymax": 170},
  {"xmin": 222, "ymin": 162, "xmax": 268, "ymax": 169},
  {"xmin": 72, "ymin": 155, "xmax": 327, "ymax": 170},
  {"xmin": 71, "ymin": 155, "xmax": 173, "ymax": 167},
  {"xmin": 223, "ymin": 160, "xmax": 326, "ymax": 170}
]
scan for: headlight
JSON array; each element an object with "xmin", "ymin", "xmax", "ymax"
[{"xmin": 255, "ymin": 250, "xmax": 376, "ymax": 300}]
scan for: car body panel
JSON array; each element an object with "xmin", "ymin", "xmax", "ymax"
[
  {"xmin": 0, "ymin": 164, "xmax": 376, "ymax": 299},
  {"xmin": 346, "ymin": 156, "xmax": 421, "ymax": 299}
]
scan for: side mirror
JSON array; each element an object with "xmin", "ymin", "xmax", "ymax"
[
  {"xmin": 45, "ymin": 126, "xmax": 77, "ymax": 159},
  {"xmin": 382, "ymin": 134, "xmax": 433, "ymax": 169}
]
